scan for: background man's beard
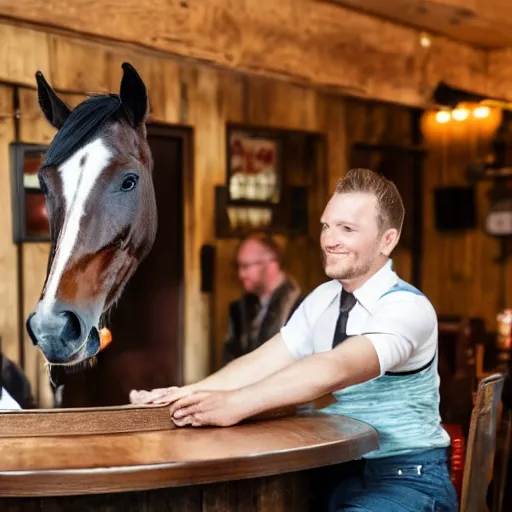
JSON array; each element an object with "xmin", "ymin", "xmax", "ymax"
[{"xmin": 245, "ymin": 278, "xmax": 266, "ymax": 297}]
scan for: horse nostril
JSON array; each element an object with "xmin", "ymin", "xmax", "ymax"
[
  {"xmin": 26, "ymin": 312, "xmax": 38, "ymax": 346},
  {"xmin": 60, "ymin": 310, "xmax": 82, "ymax": 342}
]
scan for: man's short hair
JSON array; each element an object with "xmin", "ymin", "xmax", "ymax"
[
  {"xmin": 335, "ymin": 168, "xmax": 405, "ymax": 233},
  {"xmin": 238, "ymin": 233, "xmax": 283, "ymax": 266}
]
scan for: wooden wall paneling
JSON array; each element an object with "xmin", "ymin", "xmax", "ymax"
[
  {"xmin": 48, "ymin": 35, "xmax": 109, "ymax": 93},
  {"xmin": 17, "ymin": 87, "xmax": 55, "ymax": 407},
  {"xmin": 345, "ymin": 98, "xmax": 416, "ymax": 148},
  {"xmin": 220, "ymin": 71, "xmax": 245, "ymax": 124},
  {"xmin": 244, "ymin": 78, "xmax": 319, "ymax": 132},
  {"xmin": 143, "ymin": 57, "xmax": 182, "ymax": 125},
  {"xmin": 21, "ymin": 243, "xmax": 51, "ymax": 408},
  {"xmin": 286, "ymin": 82, "xmax": 324, "ymax": 293},
  {"xmin": 344, "ymin": 99, "xmax": 367, "ymax": 150},
  {"xmin": 450, "ymin": 116, "xmax": 487, "ymax": 316},
  {"xmin": 442, "ymin": 121, "xmax": 468, "ymax": 316},
  {"xmin": 279, "ymin": 138, "xmax": 313, "ymax": 295},
  {"xmin": 106, "ymin": 50, "xmax": 182, "ymax": 125},
  {"xmin": 420, "ymin": 109, "xmax": 507, "ymax": 329},
  {"xmin": 47, "ymin": 33, "xmax": 183, "ymax": 125},
  {"xmin": 0, "ymin": 24, "xmax": 51, "ymax": 87},
  {"xmin": 322, "ymin": 95, "xmax": 347, "ymax": 196},
  {"xmin": 474, "ymin": 181, "xmax": 503, "ymax": 324},
  {"xmin": 309, "ymin": 129, "xmax": 329, "ymax": 288},
  {"xmin": 211, "ymin": 235, "xmax": 242, "ymax": 371},
  {"xmin": 18, "ymin": 88, "xmax": 56, "ymax": 144},
  {"xmin": 211, "ymin": 70, "xmax": 245, "ymax": 370},
  {"xmin": 0, "ymin": 86, "xmax": 19, "ymax": 366},
  {"xmin": 421, "ymin": 112, "xmax": 444, "ymax": 311},
  {"xmin": 181, "ymin": 66, "xmax": 226, "ymax": 383}
]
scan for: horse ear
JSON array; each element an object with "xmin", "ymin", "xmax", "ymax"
[
  {"xmin": 120, "ymin": 62, "xmax": 149, "ymax": 128},
  {"xmin": 35, "ymin": 71, "xmax": 71, "ymax": 130}
]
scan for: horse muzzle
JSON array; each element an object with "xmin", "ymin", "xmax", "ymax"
[{"xmin": 26, "ymin": 306, "xmax": 101, "ymax": 365}]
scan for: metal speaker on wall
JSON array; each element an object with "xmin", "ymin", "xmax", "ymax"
[
  {"xmin": 289, "ymin": 186, "xmax": 308, "ymax": 233},
  {"xmin": 200, "ymin": 244, "xmax": 216, "ymax": 293}
]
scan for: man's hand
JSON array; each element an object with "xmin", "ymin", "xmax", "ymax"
[
  {"xmin": 129, "ymin": 386, "xmax": 192, "ymax": 406},
  {"xmin": 169, "ymin": 389, "xmax": 249, "ymax": 427},
  {"xmin": 129, "ymin": 334, "xmax": 294, "ymax": 409}
]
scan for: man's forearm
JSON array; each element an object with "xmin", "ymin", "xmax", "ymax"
[
  {"xmin": 190, "ymin": 334, "xmax": 295, "ymax": 392},
  {"xmin": 235, "ymin": 335, "xmax": 381, "ymax": 417},
  {"xmin": 235, "ymin": 352, "xmax": 340, "ymax": 416}
]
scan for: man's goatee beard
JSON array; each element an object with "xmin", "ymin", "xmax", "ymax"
[{"xmin": 323, "ymin": 258, "xmax": 372, "ymax": 281}]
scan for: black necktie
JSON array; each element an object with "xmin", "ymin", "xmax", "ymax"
[{"xmin": 332, "ymin": 289, "xmax": 357, "ymax": 348}]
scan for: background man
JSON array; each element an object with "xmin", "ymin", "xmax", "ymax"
[{"xmin": 222, "ymin": 233, "xmax": 302, "ymax": 364}]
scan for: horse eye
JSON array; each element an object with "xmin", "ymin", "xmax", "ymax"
[{"xmin": 121, "ymin": 174, "xmax": 139, "ymax": 192}]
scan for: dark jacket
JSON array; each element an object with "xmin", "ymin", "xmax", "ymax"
[
  {"xmin": 223, "ymin": 276, "xmax": 303, "ymax": 364},
  {"xmin": 0, "ymin": 352, "xmax": 37, "ymax": 409}
]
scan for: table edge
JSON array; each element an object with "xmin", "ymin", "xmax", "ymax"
[{"xmin": 0, "ymin": 424, "xmax": 379, "ymax": 497}]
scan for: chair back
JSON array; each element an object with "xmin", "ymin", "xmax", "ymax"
[
  {"xmin": 492, "ymin": 407, "xmax": 512, "ymax": 512},
  {"xmin": 460, "ymin": 373, "xmax": 505, "ymax": 512}
]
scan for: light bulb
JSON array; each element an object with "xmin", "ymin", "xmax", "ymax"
[
  {"xmin": 436, "ymin": 111, "xmax": 451, "ymax": 123},
  {"xmin": 473, "ymin": 106, "xmax": 490, "ymax": 119},
  {"xmin": 452, "ymin": 108, "xmax": 469, "ymax": 121},
  {"xmin": 420, "ymin": 33, "xmax": 431, "ymax": 48}
]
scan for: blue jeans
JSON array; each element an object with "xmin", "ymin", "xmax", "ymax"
[{"xmin": 327, "ymin": 448, "xmax": 458, "ymax": 512}]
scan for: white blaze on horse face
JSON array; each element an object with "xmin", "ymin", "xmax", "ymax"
[{"xmin": 41, "ymin": 138, "xmax": 113, "ymax": 314}]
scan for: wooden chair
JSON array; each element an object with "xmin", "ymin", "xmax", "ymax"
[
  {"xmin": 460, "ymin": 373, "xmax": 505, "ymax": 512},
  {"xmin": 492, "ymin": 407, "xmax": 512, "ymax": 512},
  {"xmin": 438, "ymin": 316, "xmax": 482, "ymax": 432}
]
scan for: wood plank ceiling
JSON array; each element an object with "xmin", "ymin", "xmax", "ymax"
[{"xmin": 327, "ymin": 0, "xmax": 512, "ymax": 48}]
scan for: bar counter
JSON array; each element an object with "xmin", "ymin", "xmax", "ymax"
[{"xmin": 0, "ymin": 410, "xmax": 379, "ymax": 511}]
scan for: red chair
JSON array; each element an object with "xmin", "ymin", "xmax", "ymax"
[{"xmin": 442, "ymin": 423, "xmax": 466, "ymax": 502}]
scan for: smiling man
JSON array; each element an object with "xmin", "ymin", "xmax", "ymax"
[{"xmin": 131, "ymin": 168, "xmax": 457, "ymax": 511}]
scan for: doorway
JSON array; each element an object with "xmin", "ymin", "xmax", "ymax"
[
  {"xmin": 350, "ymin": 143, "xmax": 424, "ymax": 287},
  {"xmin": 59, "ymin": 125, "xmax": 189, "ymax": 407}
]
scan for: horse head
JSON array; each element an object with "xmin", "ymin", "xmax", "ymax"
[{"xmin": 26, "ymin": 62, "xmax": 157, "ymax": 367}]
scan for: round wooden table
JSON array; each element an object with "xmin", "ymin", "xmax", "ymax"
[{"xmin": 0, "ymin": 412, "xmax": 378, "ymax": 511}]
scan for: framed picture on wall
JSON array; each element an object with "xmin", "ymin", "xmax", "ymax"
[
  {"xmin": 10, "ymin": 142, "xmax": 51, "ymax": 243},
  {"xmin": 227, "ymin": 126, "xmax": 283, "ymax": 205}
]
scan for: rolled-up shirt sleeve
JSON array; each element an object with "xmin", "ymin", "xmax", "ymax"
[
  {"xmin": 361, "ymin": 296, "xmax": 437, "ymax": 375},
  {"xmin": 280, "ymin": 281, "xmax": 340, "ymax": 360},
  {"xmin": 280, "ymin": 296, "xmax": 314, "ymax": 360}
]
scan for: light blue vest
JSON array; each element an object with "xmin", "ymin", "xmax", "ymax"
[{"xmin": 320, "ymin": 279, "xmax": 451, "ymax": 458}]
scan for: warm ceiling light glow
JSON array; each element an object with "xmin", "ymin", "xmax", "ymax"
[
  {"xmin": 473, "ymin": 106, "xmax": 490, "ymax": 119},
  {"xmin": 452, "ymin": 108, "xmax": 469, "ymax": 121},
  {"xmin": 436, "ymin": 110, "xmax": 451, "ymax": 123},
  {"xmin": 420, "ymin": 32, "xmax": 431, "ymax": 48}
]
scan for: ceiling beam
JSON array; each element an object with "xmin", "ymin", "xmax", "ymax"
[
  {"xmin": 0, "ymin": 0, "xmax": 503, "ymax": 106},
  {"xmin": 330, "ymin": 0, "xmax": 512, "ymax": 49}
]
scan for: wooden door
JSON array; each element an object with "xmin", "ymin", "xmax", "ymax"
[{"xmin": 350, "ymin": 146, "xmax": 423, "ymax": 287}]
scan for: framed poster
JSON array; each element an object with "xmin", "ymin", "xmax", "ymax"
[
  {"xmin": 227, "ymin": 126, "xmax": 282, "ymax": 205},
  {"xmin": 10, "ymin": 142, "xmax": 51, "ymax": 243}
]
